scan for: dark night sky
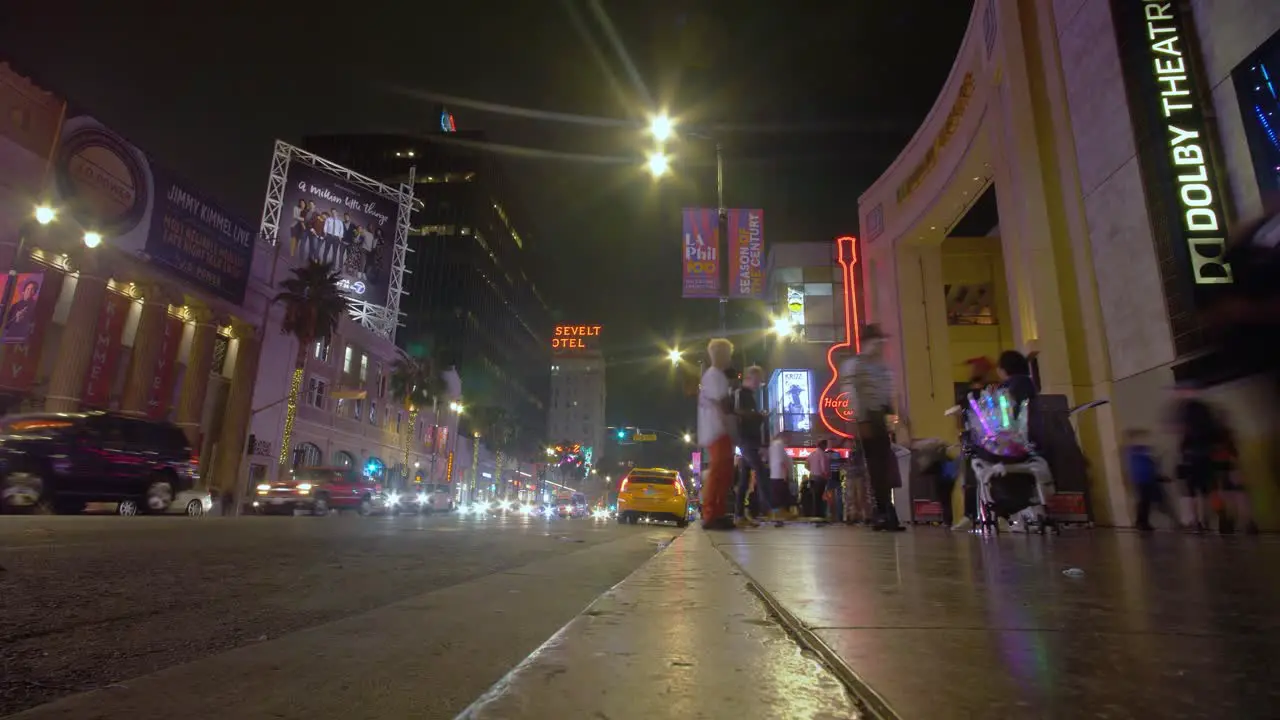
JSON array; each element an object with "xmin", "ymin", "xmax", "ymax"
[{"xmin": 1, "ymin": 1, "xmax": 972, "ymax": 463}]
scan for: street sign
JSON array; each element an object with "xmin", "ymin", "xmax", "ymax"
[{"xmin": 633, "ymin": 433, "xmax": 658, "ymax": 442}]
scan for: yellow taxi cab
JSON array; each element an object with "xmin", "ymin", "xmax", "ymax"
[{"xmin": 616, "ymin": 467, "xmax": 689, "ymax": 527}]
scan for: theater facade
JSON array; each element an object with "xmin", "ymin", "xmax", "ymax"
[{"xmin": 857, "ymin": 1, "xmax": 1280, "ymax": 527}]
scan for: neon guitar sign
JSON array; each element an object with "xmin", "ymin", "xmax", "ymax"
[{"xmin": 818, "ymin": 236, "xmax": 861, "ymax": 438}]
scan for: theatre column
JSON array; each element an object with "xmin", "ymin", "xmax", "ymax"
[
  {"xmin": 175, "ymin": 307, "xmax": 218, "ymax": 446},
  {"xmin": 43, "ymin": 269, "xmax": 108, "ymax": 413},
  {"xmin": 119, "ymin": 284, "xmax": 171, "ymax": 416},
  {"xmin": 212, "ymin": 320, "xmax": 260, "ymax": 510}
]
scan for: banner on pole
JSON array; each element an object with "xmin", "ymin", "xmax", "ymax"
[
  {"xmin": 681, "ymin": 208, "xmax": 719, "ymax": 298},
  {"xmin": 727, "ymin": 209, "xmax": 765, "ymax": 299}
]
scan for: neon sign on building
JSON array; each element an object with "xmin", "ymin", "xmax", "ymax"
[
  {"xmin": 817, "ymin": 236, "xmax": 861, "ymax": 439},
  {"xmin": 552, "ymin": 324, "xmax": 602, "ymax": 350}
]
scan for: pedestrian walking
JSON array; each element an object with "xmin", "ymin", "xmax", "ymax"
[
  {"xmin": 1122, "ymin": 429, "xmax": 1174, "ymax": 531},
  {"xmin": 1172, "ymin": 384, "xmax": 1227, "ymax": 532},
  {"xmin": 697, "ymin": 339, "xmax": 737, "ymax": 531},
  {"xmin": 805, "ymin": 439, "xmax": 832, "ymax": 520},
  {"xmin": 768, "ymin": 436, "xmax": 794, "ymax": 516},
  {"xmin": 843, "ymin": 324, "xmax": 904, "ymax": 531},
  {"xmin": 732, "ymin": 366, "xmax": 780, "ymax": 527}
]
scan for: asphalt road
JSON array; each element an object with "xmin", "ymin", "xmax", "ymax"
[{"xmin": 0, "ymin": 511, "xmax": 679, "ymax": 718}]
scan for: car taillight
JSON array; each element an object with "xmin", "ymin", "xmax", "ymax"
[
  {"xmin": 190, "ymin": 452, "xmax": 199, "ymax": 466},
  {"xmin": 618, "ymin": 476, "xmax": 629, "ymax": 493}
]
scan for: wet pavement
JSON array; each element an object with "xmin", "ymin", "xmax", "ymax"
[
  {"xmin": 712, "ymin": 525, "xmax": 1280, "ymax": 719},
  {"xmin": 459, "ymin": 528, "xmax": 858, "ymax": 720}
]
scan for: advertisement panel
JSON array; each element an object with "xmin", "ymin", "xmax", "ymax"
[
  {"xmin": 681, "ymin": 207, "xmax": 719, "ymax": 298},
  {"xmin": 280, "ymin": 161, "xmax": 399, "ymax": 308},
  {"xmin": 146, "ymin": 314, "xmax": 185, "ymax": 419},
  {"xmin": 777, "ymin": 369, "xmax": 813, "ymax": 433},
  {"xmin": 50, "ymin": 115, "xmax": 255, "ymax": 304},
  {"xmin": 81, "ymin": 290, "xmax": 131, "ymax": 407},
  {"xmin": 727, "ymin": 208, "xmax": 764, "ymax": 298},
  {"xmin": 0, "ymin": 272, "xmax": 47, "ymax": 344},
  {"xmin": 0, "ymin": 272, "xmax": 62, "ymax": 391}
]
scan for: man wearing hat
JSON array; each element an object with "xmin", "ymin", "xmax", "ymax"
[{"xmin": 843, "ymin": 324, "xmax": 905, "ymax": 531}]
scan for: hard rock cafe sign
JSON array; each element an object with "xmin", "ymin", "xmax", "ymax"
[{"xmin": 818, "ymin": 236, "xmax": 861, "ymax": 439}]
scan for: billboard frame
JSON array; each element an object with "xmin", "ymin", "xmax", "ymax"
[{"xmin": 258, "ymin": 140, "xmax": 413, "ymax": 341}]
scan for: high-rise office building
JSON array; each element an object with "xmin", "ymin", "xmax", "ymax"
[
  {"xmin": 547, "ymin": 350, "xmax": 607, "ymax": 465},
  {"xmin": 303, "ymin": 126, "xmax": 552, "ymax": 451}
]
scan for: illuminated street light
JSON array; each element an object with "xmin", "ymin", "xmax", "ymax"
[
  {"xmin": 450, "ymin": 401, "xmax": 465, "ymax": 413},
  {"xmin": 682, "ymin": 433, "xmax": 691, "ymax": 444},
  {"xmin": 771, "ymin": 316, "xmax": 794, "ymax": 337},
  {"xmin": 646, "ymin": 151, "xmax": 669, "ymax": 178},
  {"xmin": 649, "ymin": 113, "xmax": 674, "ymax": 142},
  {"xmin": 82, "ymin": 231, "xmax": 103, "ymax": 249},
  {"xmin": 34, "ymin": 205, "xmax": 56, "ymax": 225},
  {"xmin": 667, "ymin": 348, "xmax": 681, "ymax": 365},
  {"xmin": 545, "ymin": 447, "xmax": 555, "ymax": 457}
]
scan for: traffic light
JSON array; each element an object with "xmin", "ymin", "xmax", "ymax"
[{"xmin": 616, "ymin": 428, "xmax": 626, "ymax": 440}]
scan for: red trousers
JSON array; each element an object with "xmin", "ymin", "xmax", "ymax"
[{"xmin": 701, "ymin": 435, "xmax": 733, "ymax": 523}]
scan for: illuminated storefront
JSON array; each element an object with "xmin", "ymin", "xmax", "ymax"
[{"xmin": 857, "ymin": 0, "xmax": 1280, "ymax": 527}]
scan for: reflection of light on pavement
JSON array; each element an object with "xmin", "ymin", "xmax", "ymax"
[{"xmin": 977, "ymin": 542, "xmax": 1052, "ymax": 695}]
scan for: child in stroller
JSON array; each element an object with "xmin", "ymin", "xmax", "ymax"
[{"xmin": 956, "ymin": 350, "xmax": 1055, "ymax": 533}]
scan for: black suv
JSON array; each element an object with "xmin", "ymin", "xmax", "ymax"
[{"xmin": 0, "ymin": 412, "xmax": 198, "ymax": 514}]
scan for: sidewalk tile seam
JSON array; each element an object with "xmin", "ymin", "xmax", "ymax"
[{"xmin": 707, "ymin": 536, "xmax": 903, "ymax": 720}]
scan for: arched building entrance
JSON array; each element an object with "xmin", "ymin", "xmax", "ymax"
[{"xmin": 857, "ymin": 0, "xmax": 1280, "ymax": 527}]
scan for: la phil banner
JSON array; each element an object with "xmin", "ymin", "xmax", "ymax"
[
  {"xmin": 280, "ymin": 161, "xmax": 399, "ymax": 309},
  {"xmin": 728, "ymin": 209, "xmax": 765, "ymax": 299},
  {"xmin": 681, "ymin": 208, "xmax": 719, "ymax": 298},
  {"xmin": 81, "ymin": 290, "xmax": 132, "ymax": 407},
  {"xmin": 51, "ymin": 115, "xmax": 255, "ymax": 304}
]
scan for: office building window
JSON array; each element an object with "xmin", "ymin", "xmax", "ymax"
[
  {"xmin": 344, "ymin": 346, "xmax": 354, "ymax": 373},
  {"xmin": 307, "ymin": 378, "xmax": 327, "ymax": 409},
  {"xmin": 359, "ymin": 355, "xmax": 369, "ymax": 383}
]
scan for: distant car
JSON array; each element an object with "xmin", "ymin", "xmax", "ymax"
[
  {"xmin": 0, "ymin": 412, "xmax": 198, "ymax": 515},
  {"xmin": 254, "ymin": 466, "xmax": 379, "ymax": 516},
  {"xmin": 616, "ymin": 467, "xmax": 690, "ymax": 527},
  {"xmin": 115, "ymin": 488, "xmax": 213, "ymax": 517},
  {"xmin": 554, "ymin": 492, "xmax": 589, "ymax": 518}
]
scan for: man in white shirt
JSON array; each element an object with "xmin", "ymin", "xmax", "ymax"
[{"xmin": 698, "ymin": 338, "xmax": 736, "ymax": 530}]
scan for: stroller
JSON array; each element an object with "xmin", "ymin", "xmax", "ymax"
[{"xmin": 948, "ymin": 386, "xmax": 1055, "ymax": 533}]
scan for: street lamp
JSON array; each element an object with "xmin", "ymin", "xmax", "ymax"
[
  {"xmin": 545, "ymin": 447, "xmax": 555, "ymax": 457},
  {"xmin": 649, "ymin": 113, "xmax": 674, "ymax": 142},
  {"xmin": 82, "ymin": 231, "xmax": 103, "ymax": 249},
  {"xmin": 667, "ymin": 348, "xmax": 681, "ymax": 365},
  {"xmin": 772, "ymin": 316, "xmax": 794, "ymax": 337},
  {"xmin": 450, "ymin": 401, "xmax": 464, "ymax": 413},
  {"xmin": 682, "ymin": 433, "xmax": 692, "ymax": 444},
  {"xmin": 646, "ymin": 151, "xmax": 669, "ymax": 178},
  {"xmin": 34, "ymin": 206, "xmax": 55, "ymax": 225}
]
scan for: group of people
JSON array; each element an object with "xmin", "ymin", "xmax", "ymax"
[
  {"xmin": 288, "ymin": 199, "xmax": 385, "ymax": 281},
  {"xmin": 695, "ymin": 323, "xmax": 906, "ymax": 532}
]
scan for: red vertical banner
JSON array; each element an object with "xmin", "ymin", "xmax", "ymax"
[
  {"xmin": 81, "ymin": 291, "xmax": 132, "ymax": 407},
  {"xmin": 145, "ymin": 314, "xmax": 184, "ymax": 419},
  {"xmin": 0, "ymin": 270, "xmax": 63, "ymax": 392}
]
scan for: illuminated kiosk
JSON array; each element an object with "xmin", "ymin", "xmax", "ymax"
[{"xmin": 856, "ymin": 0, "xmax": 1280, "ymax": 527}]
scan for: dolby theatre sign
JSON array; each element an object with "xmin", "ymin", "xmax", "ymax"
[{"xmin": 1112, "ymin": 0, "xmax": 1232, "ymax": 301}]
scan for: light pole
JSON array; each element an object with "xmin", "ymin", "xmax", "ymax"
[{"xmin": 647, "ymin": 115, "xmax": 729, "ymax": 333}]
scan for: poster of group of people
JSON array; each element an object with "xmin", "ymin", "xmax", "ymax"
[{"xmin": 281, "ymin": 161, "xmax": 399, "ymax": 307}]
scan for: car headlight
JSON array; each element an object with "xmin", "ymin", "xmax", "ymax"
[
  {"xmin": 296, "ymin": 483, "xmax": 312, "ymax": 492},
  {"xmin": 417, "ymin": 493, "xmax": 427, "ymax": 504},
  {"xmin": 498, "ymin": 500, "xmax": 513, "ymax": 512},
  {"xmin": 256, "ymin": 483, "xmax": 270, "ymax": 491},
  {"xmin": 388, "ymin": 493, "xmax": 401, "ymax": 506}
]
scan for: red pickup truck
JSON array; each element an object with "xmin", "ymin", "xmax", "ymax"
[{"xmin": 255, "ymin": 466, "xmax": 380, "ymax": 516}]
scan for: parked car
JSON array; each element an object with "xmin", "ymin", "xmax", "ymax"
[
  {"xmin": 0, "ymin": 412, "xmax": 198, "ymax": 514},
  {"xmin": 113, "ymin": 487, "xmax": 213, "ymax": 516},
  {"xmin": 254, "ymin": 466, "xmax": 379, "ymax": 516}
]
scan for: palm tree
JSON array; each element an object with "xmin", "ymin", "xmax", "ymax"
[
  {"xmin": 472, "ymin": 405, "xmax": 515, "ymax": 499},
  {"xmin": 389, "ymin": 351, "xmax": 444, "ymax": 488},
  {"xmin": 272, "ymin": 260, "xmax": 348, "ymax": 473}
]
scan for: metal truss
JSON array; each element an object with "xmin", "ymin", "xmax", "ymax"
[{"xmin": 256, "ymin": 141, "xmax": 415, "ymax": 341}]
